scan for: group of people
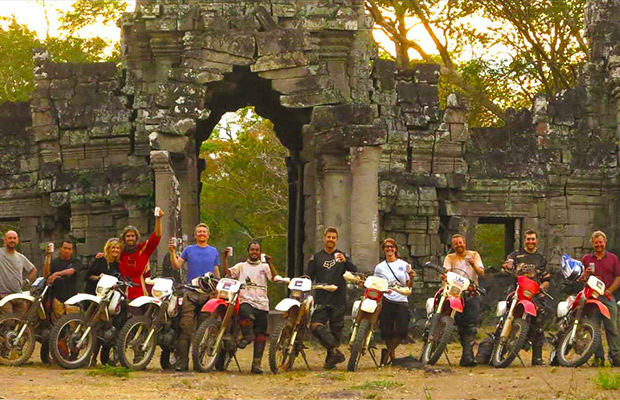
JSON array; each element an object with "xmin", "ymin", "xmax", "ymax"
[{"xmin": 1, "ymin": 204, "xmax": 619, "ymax": 372}]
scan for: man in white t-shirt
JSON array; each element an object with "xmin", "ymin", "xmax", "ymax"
[
  {"xmin": 225, "ymin": 241, "xmax": 277, "ymax": 374},
  {"xmin": 443, "ymin": 234, "xmax": 484, "ymax": 367}
]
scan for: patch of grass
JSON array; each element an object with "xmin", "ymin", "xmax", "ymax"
[
  {"xmin": 318, "ymin": 371, "xmax": 347, "ymax": 381},
  {"xmin": 595, "ymin": 368, "xmax": 620, "ymax": 390},
  {"xmin": 85, "ymin": 365, "xmax": 131, "ymax": 378},
  {"xmin": 352, "ymin": 380, "xmax": 403, "ymax": 391},
  {"xmin": 423, "ymin": 386, "xmax": 432, "ymax": 400}
]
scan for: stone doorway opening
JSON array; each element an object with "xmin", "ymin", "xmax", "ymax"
[
  {"xmin": 193, "ymin": 66, "xmax": 312, "ymax": 277},
  {"xmin": 475, "ymin": 217, "xmax": 518, "ymax": 270}
]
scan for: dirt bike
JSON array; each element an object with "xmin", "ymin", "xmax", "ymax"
[
  {"xmin": 268, "ymin": 275, "xmax": 337, "ymax": 373},
  {"xmin": 491, "ymin": 267, "xmax": 549, "ymax": 368},
  {"xmin": 420, "ymin": 262, "xmax": 484, "ymax": 366},
  {"xmin": 49, "ymin": 274, "xmax": 134, "ymax": 369},
  {"xmin": 191, "ymin": 277, "xmax": 265, "ymax": 372},
  {"xmin": 115, "ymin": 277, "xmax": 203, "ymax": 370},
  {"xmin": 0, "ymin": 277, "xmax": 56, "ymax": 365},
  {"xmin": 550, "ymin": 275, "xmax": 610, "ymax": 367},
  {"xmin": 344, "ymin": 271, "xmax": 411, "ymax": 372}
]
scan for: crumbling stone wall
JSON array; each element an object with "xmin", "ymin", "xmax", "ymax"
[{"xmin": 0, "ymin": 0, "xmax": 619, "ymax": 305}]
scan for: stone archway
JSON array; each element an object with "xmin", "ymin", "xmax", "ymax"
[{"xmin": 122, "ymin": 0, "xmax": 384, "ymax": 272}]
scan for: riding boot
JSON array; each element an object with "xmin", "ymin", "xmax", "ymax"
[
  {"xmin": 174, "ymin": 338, "xmax": 190, "ymax": 371},
  {"xmin": 238, "ymin": 319, "xmax": 255, "ymax": 349},
  {"xmin": 459, "ymin": 331, "xmax": 476, "ymax": 367},
  {"xmin": 251, "ymin": 340, "xmax": 266, "ymax": 374},
  {"xmin": 311, "ymin": 323, "xmax": 338, "ymax": 351},
  {"xmin": 531, "ymin": 342, "xmax": 544, "ymax": 366}
]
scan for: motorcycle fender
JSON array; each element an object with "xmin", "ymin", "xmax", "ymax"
[
  {"xmin": 128, "ymin": 296, "xmax": 161, "ymax": 309},
  {"xmin": 360, "ymin": 299, "xmax": 378, "ymax": 314},
  {"xmin": 447, "ymin": 297, "xmax": 463, "ymax": 313},
  {"xmin": 201, "ymin": 298, "xmax": 227, "ymax": 313},
  {"xmin": 275, "ymin": 298, "xmax": 301, "ymax": 312},
  {"xmin": 520, "ymin": 300, "xmax": 537, "ymax": 317},
  {"xmin": 586, "ymin": 299, "xmax": 611, "ymax": 319},
  {"xmin": 0, "ymin": 292, "xmax": 35, "ymax": 307},
  {"xmin": 351, "ymin": 300, "xmax": 361, "ymax": 319},
  {"xmin": 65, "ymin": 293, "xmax": 101, "ymax": 306}
]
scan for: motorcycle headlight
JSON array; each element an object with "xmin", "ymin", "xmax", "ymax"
[
  {"xmin": 291, "ymin": 290, "xmax": 302, "ymax": 299},
  {"xmin": 523, "ymin": 290, "xmax": 533, "ymax": 299},
  {"xmin": 152, "ymin": 289, "xmax": 163, "ymax": 299},
  {"xmin": 591, "ymin": 291, "xmax": 599, "ymax": 299},
  {"xmin": 449, "ymin": 286, "xmax": 462, "ymax": 297}
]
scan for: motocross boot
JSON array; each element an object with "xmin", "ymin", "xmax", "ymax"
[
  {"xmin": 531, "ymin": 343, "xmax": 544, "ymax": 366},
  {"xmin": 174, "ymin": 338, "xmax": 190, "ymax": 371},
  {"xmin": 238, "ymin": 318, "xmax": 255, "ymax": 350},
  {"xmin": 251, "ymin": 340, "xmax": 266, "ymax": 374},
  {"xmin": 459, "ymin": 332, "xmax": 477, "ymax": 367}
]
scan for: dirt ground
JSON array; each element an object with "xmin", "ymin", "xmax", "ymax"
[{"xmin": 1, "ymin": 342, "xmax": 619, "ymax": 400}]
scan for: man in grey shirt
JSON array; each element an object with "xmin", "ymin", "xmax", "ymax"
[{"xmin": 0, "ymin": 230, "xmax": 37, "ymax": 315}]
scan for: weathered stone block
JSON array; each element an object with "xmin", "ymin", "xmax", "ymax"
[
  {"xmin": 280, "ymin": 89, "xmax": 345, "ymax": 108},
  {"xmin": 272, "ymin": 75, "xmax": 333, "ymax": 95},
  {"xmin": 251, "ymin": 52, "xmax": 309, "ymax": 73}
]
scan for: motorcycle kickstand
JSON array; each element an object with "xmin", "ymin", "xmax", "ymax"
[
  {"xmin": 516, "ymin": 353, "xmax": 526, "ymax": 367},
  {"xmin": 369, "ymin": 348, "xmax": 380, "ymax": 367},
  {"xmin": 300, "ymin": 348, "xmax": 311, "ymax": 370},
  {"xmin": 233, "ymin": 353, "xmax": 242, "ymax": 372},
  {"xmin": 443, "ymin": 350, "xmax": 452, "ymax": 366}
]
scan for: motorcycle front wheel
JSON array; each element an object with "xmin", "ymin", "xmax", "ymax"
[
  {"xmin": 269, "ymin": 319, "xmax": 297, "ymax": 374},
  {"xmin": 347, "ymin": 319, "xmax": 371, "ymax": 372},
  {"xmin": 557, "ymin": 316, "xmax": 601, "ymax": 367},
  {"xmin": 421, "ymin": 314, "xmax": 456, "ymax": 366},
  {"xmin": 0, "ymin": 313, "xmax": 36, "ymax": 366},
  {"xmin": 491, "ymin": 317, "xmax": 529, "ymax": 368},
  {"xmin": 116, "ymin": 316, "xmax": 157, "ymax": 370},
  {"xmin": 191, "ymin": 318, "xmax": 223, "ymax": 372},
  {"xmin": 49, "ymin": 313, "xmax": 96, "ymax": 369}
]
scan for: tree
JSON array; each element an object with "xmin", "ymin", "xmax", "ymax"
[
  {"xmin": 0, "ymin": 1, "xmax": 126, "ymax": 104},
  {"xmin": 200, "ymin": 107, "xmax": 288, "ymax": 305},
  {"xmin": 367, "ymin": 0, "xmax": 587, "ymax": 127}
]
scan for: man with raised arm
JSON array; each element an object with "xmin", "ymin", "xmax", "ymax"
[{"xmin": 169, "ymin": 222, "xmax": 220, "ymax": 371}]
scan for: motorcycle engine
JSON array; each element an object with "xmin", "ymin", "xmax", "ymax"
[
  {"xmin": 159, "ymin": 326, "xmax": 177, "ymax": 348},
  {"xmin": 102, "ymin": 326, "xmax": 117, "ymax": 342}
]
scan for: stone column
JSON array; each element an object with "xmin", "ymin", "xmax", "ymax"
[
  {"xmin": 321, "ymin": 154, "xmax": 352, "ymax": 254},
  {"xmin": 350, "ymin": 146, "xmax": 381, "ymax": 272},
  {"xmin": 151, "ymin": 150, "xmax": 180, "ymax": 272}
]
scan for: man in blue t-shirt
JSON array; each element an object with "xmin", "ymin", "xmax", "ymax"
[{"xmin": 168, "ymin": 223, "xmax": 221, "ymax": 371}]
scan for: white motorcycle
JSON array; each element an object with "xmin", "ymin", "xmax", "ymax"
[
  {"xmin": 115, "ymin": 277, "xmax": 204, "ymax": 370},
  {"xmin": 269, "ymin": 275, "xmax": 336, "ymax": 373},
  {"xmin": 49, "ymin": 274, "xmax": 133, "ymax": 369}
]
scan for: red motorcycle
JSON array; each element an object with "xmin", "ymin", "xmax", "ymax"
[
  {"xmin": 551, "ymin": 275, "xmax": 610, "ymax": 367},
  {"xmin": 491, "ymin": 273, "xmax": 543, "ymax": 367}
]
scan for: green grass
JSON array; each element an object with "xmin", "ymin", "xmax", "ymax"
[
  {"xmin": 352, "ymin": 380, "xmax": 403, "ymax": 390},
  {"xmin": 86, "ymin": 365, "xmax": 131, "ymax": 378},
  {"xmin": 594, "ymin": 368, "xmax": 620, "ymax": 390},
  {"xmin": 318, "ymin": 371, "xmax": 347, "ymax": 381}
]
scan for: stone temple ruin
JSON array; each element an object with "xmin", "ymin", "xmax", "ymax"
[{"xmin": 1, "ymin": 0, "xmax": 620, "ymax": 301}]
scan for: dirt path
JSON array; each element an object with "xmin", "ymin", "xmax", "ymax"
[{"xmin": 1, "ymin": 343, "xmax": 618, "ymax": 400}]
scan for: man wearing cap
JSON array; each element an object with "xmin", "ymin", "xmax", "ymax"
[{"xmin": 119, "ymin": 207, "xmax": 164, "ymax": 300}]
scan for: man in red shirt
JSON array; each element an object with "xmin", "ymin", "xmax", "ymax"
[
  {"xmin": 119, "ymin": 207, "xmax": 164, "ymax": 300},
  {"xmin": 581, "ymin": 230, "xmax": 620, "ymax": 366}
]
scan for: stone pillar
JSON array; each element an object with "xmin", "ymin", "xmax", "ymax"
[
  {"xmin": 321, "ymin": 154, "xmax": 351, "ymax": 254},
  {"xmin": 151, "ymin": 150, "xmax": 180, "ymax": 272},
  {"xmin": 350, "ymin": 146, "xmax": 381, "ymax": 272}
]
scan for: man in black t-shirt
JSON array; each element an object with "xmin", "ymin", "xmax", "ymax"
[
  {"xmin": 504, "ymin": 229, "xmax": 550, "ymax": 366},
  {"xmin": 308, "ymin": 227, "xmax": 357, "ymax": 369},
  {"xmin": 43, "ymin": 240, "xmax": 83, "ymax": 321}
]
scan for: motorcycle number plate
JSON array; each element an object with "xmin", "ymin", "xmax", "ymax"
[
  {"xmin": 216, "ymin": 278, "xmax": 241, "ymax": 293},
  {"xmin": 446, "ymin": 271, "xmax": 469, "ymax": 290}
]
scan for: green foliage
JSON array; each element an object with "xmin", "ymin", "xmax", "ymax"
[
  {"xmin": 85, "ymin": 365, "xmax": 131, "ymax": 378},
  {"xmin": 475, "ymin": 224, "xmax": 506, "ymax": 270},
  {"xmin": 367, "ymin": 0, "xmax": 587, "ymax": 127},
  {"xmin": 59, "ymin": 0, "xmax": 128, "ymax": 34},
  {"xmin": 0, "ymin": 1, "xmax": 125, "ymax": 103},
  {"xmin": 200, "ymin": 107, "xmax": 288, "ymax": 306},
  {"xmin": 352, "ymin": 380, "xmax": 404, "ymax": 390},
  {"xmin": 595, "ymin": 368, "xmax": 620, "ymax": 390}
]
